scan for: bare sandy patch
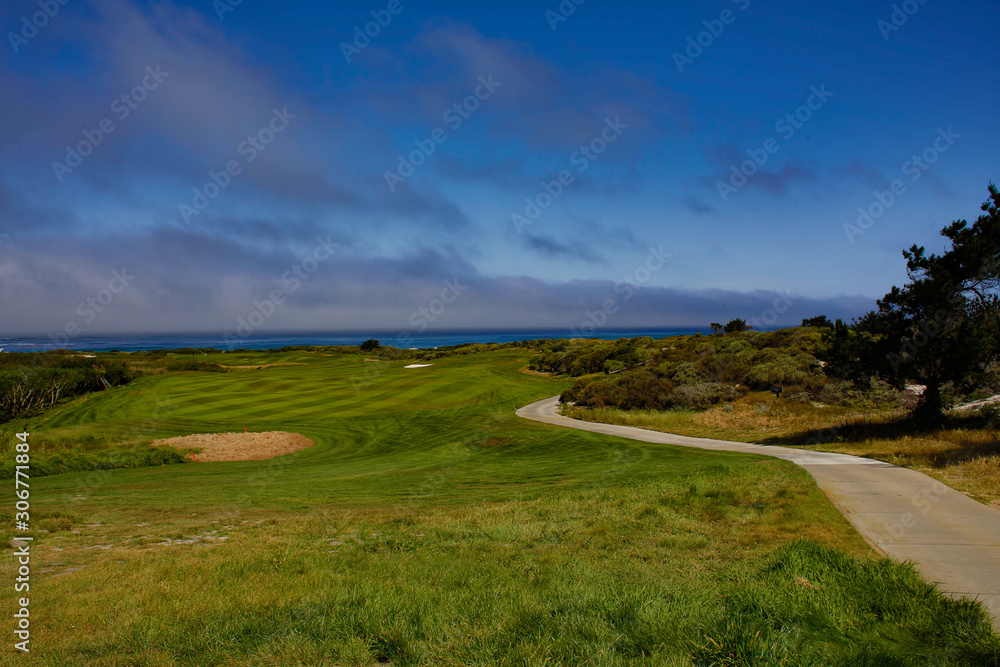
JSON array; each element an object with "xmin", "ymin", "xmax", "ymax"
[
  {"xmin": 404, "ymin": 363, "xmax": 433, "ymax": 368},
  {"xmin": 153, "ymin": 431, "xmax": 314, "ymax": 462}
]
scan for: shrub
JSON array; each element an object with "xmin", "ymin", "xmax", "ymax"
[
  {"xmin": 979, "ymin": 403, "xmax": 1000, "ymax": 429},
  {"xmin": 603, "ymin": 359, "xmax": 626, "ymax": 374},
  {"xmin": 746, "ymin": 357, "xmax": 809, "ymax": 389},
  {"xmin": 562, "ymin": 371, "xmax": 674, "ymax": 410},
  {"xmin": 670, "ymin": 361, "xmax": 705, "ymax": 385},
  {"xmin": 667, "ymin": 382, "xmax": 729, "ymax": 409},
  {"xmin": 843, "ymin": 378, "xmax": 900, "ymax": 409},
  {"xmin": 817, "ymin": 382, "xmax": 850, "ymax": 405}
]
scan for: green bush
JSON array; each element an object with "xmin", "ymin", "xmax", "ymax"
[
  {"xmin": 668, "ymin": 383, "xmax": 729, "ymax": 409},
  {"xmin": 670, "ymin": 361, "xmax": 705, "ymax": 385},
  {"xmin": 562, "ymin": 371, "xmax": 674, "ymax": 410},
  {"xmin": 603, "ymin": 359, "xmax": 626, "ymax": 374},
  {"xmin": 545, "ymin": 329, "xmax": 832, "ymax": 412},
  {"xmin": 1, "ymin": 444, "xmax": 186, "ymax": 479},
  {"xmin": 746, "ymin": 357, "xmax": 810, "ymax": 389}
]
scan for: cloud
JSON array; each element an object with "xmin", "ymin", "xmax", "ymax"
[
  {"xmin": 0, "ymin": 227, "xmax": 873, "ymax": 336},
  {"xmin": 752, "ymin": 163, "xmax": 816, "ymax": 194},
  {"xmin": 683, "ymin": 196, "xmax": 716, "ymax": 215},
  {"xmin": 836, "ymin": 159, "xmax": 888, "ymax": 190},
  {"xmin": 702, "ymin": 141, "xmax": 818, "ymax": 197},
  {"xmin": 522, "ymin": 233, "xmax": 604, "ymax": 263}
]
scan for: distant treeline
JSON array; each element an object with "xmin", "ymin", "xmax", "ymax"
[{"xmin": 0, "ymin": 354, "xmax": 138, "ymax": 423}]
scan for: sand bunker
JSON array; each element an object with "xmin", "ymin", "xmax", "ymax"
[
  {"xmin": 153, "ymin": 431, "xmax": 314, "ymax": 462},
  {"xmin": 404, "ymin": 363, "xmax": 433, "ymax": 368}
]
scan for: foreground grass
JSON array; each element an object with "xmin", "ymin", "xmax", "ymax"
[
  {"xmin": 568, "ymin": 392, "xmax": 1000, "ymax": 506},
  {"xmin": 1, "ymin": 351, "xmax": 997, "ymax": 665}
]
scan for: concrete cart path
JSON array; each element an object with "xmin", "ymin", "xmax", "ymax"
[{"xmin": 517, "ymin": 396, "xmax": 1000, "ymax": 630}]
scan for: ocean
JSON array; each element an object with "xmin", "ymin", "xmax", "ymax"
[{"xmin": 0, "ymin": 329, "xmax": 709, "ymax": 353}]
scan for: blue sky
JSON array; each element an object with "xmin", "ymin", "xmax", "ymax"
[{"xmin": 1, "ymin": 0, "xmax": 997, "ymax": 336}]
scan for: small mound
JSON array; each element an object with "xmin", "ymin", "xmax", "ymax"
[{"xmin": 153, "ymin": 431, "xmax": 314, "ymax": 462}]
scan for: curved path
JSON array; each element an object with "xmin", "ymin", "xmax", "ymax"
[{"xmin": 518, "ymin": 396, "xmax": 1000, "ymax": 630}]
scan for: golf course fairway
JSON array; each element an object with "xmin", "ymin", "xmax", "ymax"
[{"xmin": 2, "ymin": 348, "xmax": 998, "ymax": 665}]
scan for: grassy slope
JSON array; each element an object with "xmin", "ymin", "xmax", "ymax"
[
  {"xmin": 567, "ymin": 391, "xmax": 1000, "ymax": 506},
  {"xmin": 1, "ymin": 350, "xmax": 997, "ymax": 665}
]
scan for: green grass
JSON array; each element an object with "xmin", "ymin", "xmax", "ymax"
[{"xmin": 1, "ymin": 349, "xmax": 997, "ymax": 665}]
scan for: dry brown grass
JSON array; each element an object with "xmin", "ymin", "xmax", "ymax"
[{"xmin": 568, "ymin": 392, "xmax": 1000, "ymax": 507}]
